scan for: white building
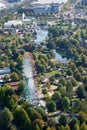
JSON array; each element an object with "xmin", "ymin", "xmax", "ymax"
[
  {"xmin": 4, "ymin": 20, "xmax": 22, "ymax": 28},
  {"xmin": 0, "ymin": 3, "xmax": 6, "ymax": 10},
  {"xmin": 22, "ymin": 13, "xmax": 31, "ymax": 23}
]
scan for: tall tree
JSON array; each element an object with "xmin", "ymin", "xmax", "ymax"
[
  {"xmin": 69, "ymin": 117, "xmax": 79, "ymax": 130},
  {"xmin": 74, "ymin": 123, "xmax": 80, "ymax": 130},
  {"xmin": 0, "ymin": 107, "xmax": 13, "ymax": 129},
  {"xmin": 52, "ymin": 91, "xmax": 61, "ymax": 101},
  {"xmin": 59, "ymin": 77, "xmax": 66, "ymax": 86},
  {"xmin": 59, "ymin": 114, "xmax": 68, "ymax": 126},
  {"xmin": 10, "ymin": 72, "xmax": 19, "ymax": 81},
  {"xmin": 61, "ymin": 96, "xmax": 70, "ymax": 111},
  {"xmin": 80, "ymin": 122, "xmax": 87, "ymax": 130},
  {"xmin": 76, "ymin": 86, "xmax": 86, "ymax": 99},
  {"xmin": 14, "ymin": 107, "xmax": 31, "ymax": 130},
  {"xmin": 47, "ymin": 101, "xmax": 56, "ymax": 112},
  {"xmin": 66, "ymin": 81, "xmax": 73, "ymax": 92}
]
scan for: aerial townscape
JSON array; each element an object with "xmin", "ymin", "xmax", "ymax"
[{"xmin": 0, "ymin": 0, "xmax": 87, "ymax": 130}]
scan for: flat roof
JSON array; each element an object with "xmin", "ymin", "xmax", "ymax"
[
  {"xmin": 33, "ymin": 0, "xmax": 68, "ymax": 4},
  {"xmin": 0, "ymin": 67, "xmax": 11, "ymax": 75},
  {"xmin": 5, "ymin": 20, "xmax": 22, "ymax": 26}
]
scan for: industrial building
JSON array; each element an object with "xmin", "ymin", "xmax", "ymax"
[{"xmin": 21, "ymin": 3, "xmax": 60, "ymax": 15}]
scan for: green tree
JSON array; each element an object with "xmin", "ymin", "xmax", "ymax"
[
  {"xmin": 0, "ymin": 107, "xmax": 13, "ymax": 129},
  {"xmin": 34, "ymin": 124, "xmax": 41, "ymax": 130},
  {"xmin": 47, "ymin": 101, "xmax": 56, "ymax": 112},
  {"xmin": 17, "ymin": 54, "xmax": 23, "ymax": 69},
  {"xmin": 81, "ymin": 55, "xmax": 87, "ymax": 66},
  {"xmin": 78, "ymin": 111, "xmax": 87, "ymax": 124},
  {"xmin": 49, "ymin": 76, "xmax": 55, "ymax": 84},
  {"xmin": 74, "ymin": 52, "xmax": 80, "ymax": 61},
  {"xmin": 5, "ymin": 87, "xmax": 14, "ymax": 97},
  {"xmin": 42, "ymin": 88, "xmax": 47, "ymax": 95},
  {"xmin": 10, "ymin": 72, "xmax": 19, "ymax": 81},
  {"xmin": 74, "ymin": 123, "xmax": 80, "ymax": 130},
  {"xmin": 59, "ymin": 125, "xmax": 65, "ymax": 130},
  {"xmin": 7, "ymin": 98, "xmax": 16, "ymax": 111},
  {"xmin": 78, "ymin": 102, "xmax": 87, "ymax": 114},
  {"xmin": 46, "ymin": 127, "xmax": 51, "ymax": 130},
  {"xmin": 0, "ymin": 84, "xmax": 15, "ymax": 106},
  {"xmin": 74, "ymin": 71, "xmax": 82, "ymax": 82},
  {"xmin": 59, "ymin": 77, "xmax": 66, "ymax": 86},
  {"xmin": 52, "ymin": 91, "xmax": 61, "ymax": 101},
  {"xmin": 37, "ymin": 107, "xmax": 46, "ymax": 118},
  {"xmin": 17, "ymin": 80, "xmax": 25, "ymax": 95},
  {"xmin": 33, "ymin": 119, "xmax": 44, "ymax": 129},
  {"xmin": 47, "ymin": 41, "xmax": 56, "ymax": 50},
  {"xmin": 69, "ymin": 62, "xmax": 76, "ymax": 72},
  {"xmin": 59, "ymin": 114, "xmax": 68, "ymax": 126},
  {"xmin": 10, "ymin": 125, "xmax": 16, "ymax": 130},
  {"xmin": 45, "ymin": 96, "xmax": 51, "ymax": 103},
  {"xmin": 61, "ymin": 96, "xmax": 70, "ymax": 111},
  {"xmin": 3, "ymin": 75, "xmax": 10, "ymax": 82},
  {"xmin": 83, "ymin": 76, "xmax": 87, "ymax": 85},
  {"xmin": 36, "ymin": 60, "xmax": 45, "ymax": 74},
  {"xmin": 66, "ymin": 81, "xmax": 73, "ymax": 92},
  {"xmin": 76, "ymin": 86, "xmax": 86, "ymax": 99},
  {"xmin": 48, "ymin": 118, "xmax": 56, "ymax": 128},
  {"xmin": 47, "ymin": 82, "xmax": 51, "ymax": 89},
  {"xmin": 66, "ymin": 49, "xmax": 73, "ymax": 59},
  {"xmin": 26, "ymin": 107, "xmax": 42, "ymax": 122},
  {"xmin": 14, "ymin": 107, "xmax": 31, "ymax": 130},
  {"xmin": 67, "ymin": 69, "xmax": 73, "ymax": 76},
  {"xmin": 65, "ymin": 125, "xmax": 70, "ymax": 130},
  {"xmin": 78, "ymin": 66, "xmax": 83, "ymax": 73},
  {"xmin": 71, "ymin": 78, "xmax": 77, "ymax": 87},
  {"xmin": 69, "ymin": 117, "xmax": 79, "ymax": 130},
  {"xmin": 80, "ymin": 122, "xmax": 87, "ymax": 130}
]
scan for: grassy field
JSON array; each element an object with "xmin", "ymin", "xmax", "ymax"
[{"xmin": 46, "ymin": 70, "xmax": 61, "ymax": 76}]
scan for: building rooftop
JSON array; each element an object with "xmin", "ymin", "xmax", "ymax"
[
  {"xmin": 23, "ymin": 3, "xmax": 59, "ymax": 9},
  {"xmin": 0, "ymin": 67, "xmax": 11, "ymax": 75},
  {"xmin": 4, "ymin": 20, "xmax": 22, "ymax": 27},
  {"xmin": 33, "ymin": 0, "xmax": 68, "ymax": 4},
  {"xmin": 8, "ymin": 81, "xmax": 19, "ymax": 90}
]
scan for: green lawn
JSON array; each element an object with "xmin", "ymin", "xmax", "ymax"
[
  {"xmin": 57, "ymin": 25, "xmax": 68, "ymax": 29},
  {"xmin": 46, "ymin": 70, "xmax": 61, "ymax": 76}
]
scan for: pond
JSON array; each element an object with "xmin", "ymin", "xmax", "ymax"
[
  {"xmin": 34, "ymin": 29, "xmax": 67, "ymax": 63},
  {"xmin": 52, "ymin": 50, "xmax": 67, "ymax": 63},
  {"xmin": 34, "ymin": 29, "xmax": 48, "ymax": 45}
]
